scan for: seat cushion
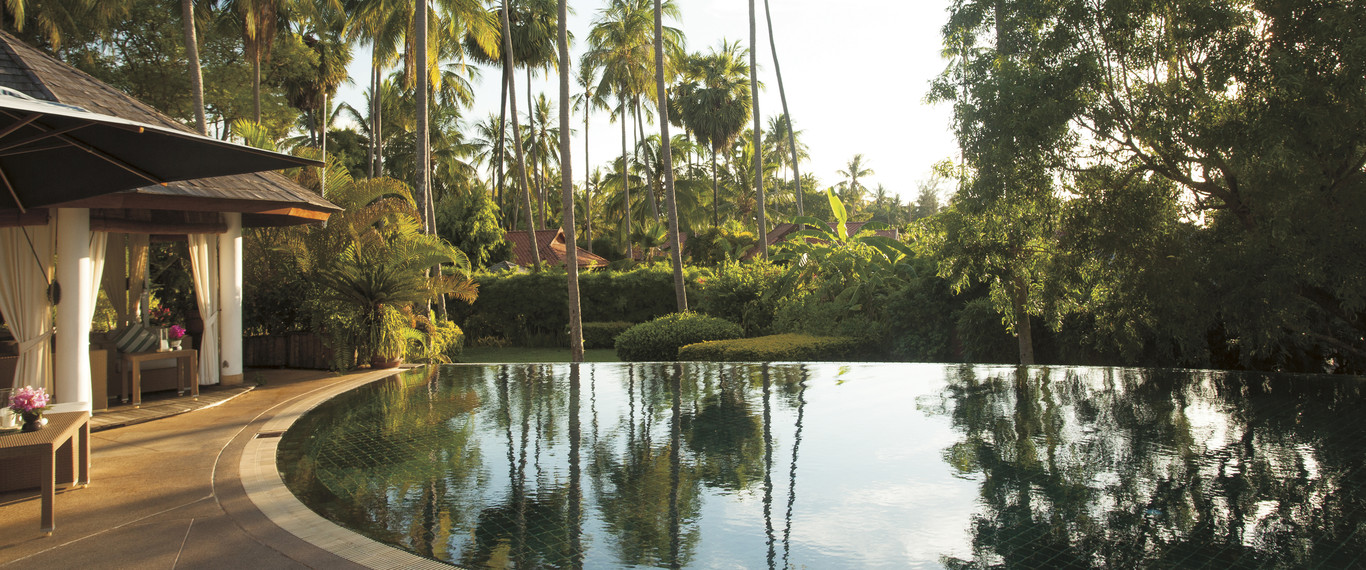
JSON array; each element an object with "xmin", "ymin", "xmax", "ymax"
[{"xmin": 114, "ymin": 324, "xmax": 159, "ymax": 354}]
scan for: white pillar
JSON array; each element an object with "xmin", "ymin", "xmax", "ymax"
[
  {"xmin": 53, "ymin": 208, "xmax": 92, "ymax": 413},
  {"xmin": 219, "ymin": 212, "xmax": 244, "ymax": 385}
]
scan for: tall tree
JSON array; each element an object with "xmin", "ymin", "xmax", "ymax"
[
  {"xmin": 572, "ymin": 65, "xmax": 608, "ymax": 252},
  {"xmin": 556, "ymin": 0, "xmax": 582, "ymax": 361},
  {"xmin": 748, "ymin": 0, "xmax": 766, "ymax": 259},
  {"xmin": 837, "ymin": 154, "xmax": 873, "ymax": 207},
  {"xmin": 653, "ymin": 0, "xmax": 685, "ymax": 310},
  {"xmin": 498, "ymin": 0, "xmax": 541, "ymax": 268},
  {"xmin": 761, "ymin": 0, "xmax": 800, "ymax": 216},
  {"xmin": 675, "ymin": 41, "xmax": 750, "ymax": 229},
  {"xmin": 181, "ymin": 0, "xmax": 207, "ymax": 134}
]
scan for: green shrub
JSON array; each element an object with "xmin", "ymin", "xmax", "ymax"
[
  {"xmin": 678, "ymin": 334, "xmax": 864, "ymax": 362},
  {"xmin": 615, "ymin": 312, "xmax": 743, "ymax": 361},
  {"xmin": 580, "ymin": 321, "xmax": 634, "ymax": 349},
  {"xmin": 694, "ymin": 261, "xmax": 783, "ymax": 336},
  {"xmin": 451, "ymin": 264, "xmax": 711, "ymax": 346}
]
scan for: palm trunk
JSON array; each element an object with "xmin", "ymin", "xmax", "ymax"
[
  {"xmin": 496, "ymin": 65, "xmax": 508, "ymax": 225},
  {"xmin": 762, "ymin": 0, "xmax": 801, "ymax": 216},
  {"xmin": 416, "ymin": 0, "xmax": 430, "ymax": 234},
  {"xmin": 368, "ymin": 64, "xmax": 377, "ymax": 178},
  {"xmin": 620, "ymin": 100, "xmax": 632, "ymax": 255},
  {"xmin": 252, "ymin": 51, "xmax": 261, "ymax": 124},
  {"xmin": 557, "ymin": 0, "xmax": 583, "ymax": 361},
  {"xmin": 654, "ymin": 0, "xmax": 687, "ymax": 311},
  {"xmin": 711, "ymin": 148, "xmax": 719, "ymax": 228},
  {"xmin": 500, "ymin": 1, "xmax": 541, "ymax": 269},
  {"xmin": 182, "ymin": 0, "xmax": 206, "ymax": 135},
  {"xmin": 583, "ymin": 101, "xmax": 592, "ymax": 253},
  {"xmin": 749, "ymin": 0, "xmax": 767, "ymax": 260},
  {"xmin": 633, "ymin": 95, "xmax": 661, "ymax": 223}
]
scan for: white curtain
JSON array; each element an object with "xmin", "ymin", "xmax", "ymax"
[
  {"xmin": 0, "ymin": 222, "xmax": 55, "ymax": 392},
  {"xmin": 188, "ymin": 234, "xmax": 220, "ymax": 385},
  {"xmin": 86, "ymin": 231, "xmax": 107, "ymax": 332}
]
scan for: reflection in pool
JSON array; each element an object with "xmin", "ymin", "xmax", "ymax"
[{"xmin": 278, "ymin": 363, "xmax": 1366, "ymax": 568}]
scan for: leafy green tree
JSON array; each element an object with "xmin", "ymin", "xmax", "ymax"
[{"xmin": 674, "ymin": 41, "xmax": 750, "ymax": 229}]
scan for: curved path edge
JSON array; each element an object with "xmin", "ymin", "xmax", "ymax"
[{"xmin": 236, "ymin": 367, "xmax": 458, "ymax": 570}]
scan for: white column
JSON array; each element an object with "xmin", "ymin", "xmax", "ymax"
[
  {"xmin": 53, "ymin": 208, "xmax": 92, "ymax": 413},
  {"xmin": 219, "ymin": 212, "xmax": 244, "ymax": 385}
]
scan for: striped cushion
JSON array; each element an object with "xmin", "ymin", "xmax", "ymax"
[{"xmin": 115, "ymin": 324, "xmax": 159, "ymax": 354}]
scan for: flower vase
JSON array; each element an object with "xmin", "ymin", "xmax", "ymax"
[
  {"xmin": 20, "ymin": 411, "xmax": 43, "ymax": 432},
  {"xmin": 170, "ymin": 338, "xmax": 183, "ymax": 350}
]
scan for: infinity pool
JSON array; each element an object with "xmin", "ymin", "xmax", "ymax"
[{"xmin": 278, "ymin": 363, "xmax": 1366, "ymax": 568}]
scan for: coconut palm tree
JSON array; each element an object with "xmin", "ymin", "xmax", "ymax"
[
  {"xmin": 675, "ymin": 41, "xmax": 750, "ymax": 229},
  {"xmin": 838, "ymin": 153, "xmax": 874, "ymax": 207},
  {"xmin": 181, "ymin": 0, "xmax": 206, "ymax": 134},
  {"xmin": 498, "ymin": 0, "xmax": 541, "ymax": 268},
  {"xmin": 761, "ymin": 0, "xmax": 801, "ymax": 216},
  {"xmin": 228, "ymin": 0, "xmax": 295, "ymax": 124},
  {"xmin": 583, "ymin": 0, "xmax": 682, "ymax": 255},
  {"xmin": 652, "ymin": 0, "xmax": 685, "ymax": 310},
  {"xmin": 747, "ymin": 0, "xmax": 766, "ymax": 260},
  {"xmin": 554, "ymin": 0, "xmax": 582, "ymax": 360},
  {"xmin": 572, "ymin": 66, "xmax": 608, "ymax": 252}
]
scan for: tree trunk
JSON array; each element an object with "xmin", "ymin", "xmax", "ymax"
[
  {"xmin": 711, "ymin": 148, "xmax": 719, "ymax": 228},
  {"xmin": 749, "ymin": 0, "xmax": 766, "ymax": 260},
  {"xmin": 633, "ymin": 95, "xmax": 661, "ymax": 223},
  {"xmin": 252, "ymin": 51, "xmax": 261, "ymax": 124},
  {"xmin": 584, "ymin": 99, "xmax": 592, "ymax": 253},
  {"xmin": 496, "ymin": 65, "xmax": 508, "ymax": 225},
  {"xmin": 182, "ymin": 0, "xmax": 206, "ymax": 135},
  {"xmin": 762, "ymin": 0, "xmax": 800, "ymax": 217},
  {"xmin": 416, "ymin": 0, "xmax": 430, "ymax": 233},
  {"xmin": 557, "ymin": 0, "xmax": 583, "ymax": 361},
  {"xmin": 655, "ymin": 0, "xmax": 687, "ymax": 311},
  {"xmin": 620, "ymin": 101, "xmax": 632, "ymax": 255},
  {"xmin": 368, "ymin": 64, "xmax": 377, "ymax": 178},
  {"xmin": 500, "ymin": 0, "xmax": 541, "ymax": 269}
]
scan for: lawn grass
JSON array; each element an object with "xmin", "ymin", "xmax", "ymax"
[{"xmin": 455, "ymin": 347, "xmax": 620, "ymax": 363}]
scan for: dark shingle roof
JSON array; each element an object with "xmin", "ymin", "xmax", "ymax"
[{"xmin": 0, "ymin": 31, "xmax": 337, "ymax": 224}]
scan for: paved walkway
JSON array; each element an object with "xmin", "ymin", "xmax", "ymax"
[{"xmin": 0, "ymin": 368, "xmax": 407, "ymax": 569}]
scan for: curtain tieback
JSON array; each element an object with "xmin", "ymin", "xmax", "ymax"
[
  {"xmin": 204, "ymin": 311, "xmax": 219, "ymax": 331},
  {"xmin": 18, "ymin": 328, "xmax": 53, "ymax": 355}
]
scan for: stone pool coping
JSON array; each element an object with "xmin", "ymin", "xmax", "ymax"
[{"xmin": 240, "ymin": 366, "xmax": 458, "ymax": 570}]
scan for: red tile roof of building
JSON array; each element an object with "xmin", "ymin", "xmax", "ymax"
[{"xmin": 505, "ymin": 229, "xmax": 609, "ymax": 269}]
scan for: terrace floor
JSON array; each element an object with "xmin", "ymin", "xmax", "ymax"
[{"xmin": 0, "ymin": 367, "xmax": 417, "ymax": 569}]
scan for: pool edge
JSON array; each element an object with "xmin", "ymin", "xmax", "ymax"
[{"xmin": 239, "ymin": 366, "xmax": 460, "ymax": 570}]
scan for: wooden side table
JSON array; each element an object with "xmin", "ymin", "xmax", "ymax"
[
  {"xmin": 122, "ymin": 349, "xmax": 199, "ymax": 408},
  {"xmin": 0, "ymin": 411, "xmax": 91, "ymax": 534}
]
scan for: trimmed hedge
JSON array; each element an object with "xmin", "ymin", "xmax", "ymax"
[
  {"xmin": 615, "ymin": 312, "xmax": 744, "ymax": 362},
  {"xmin": 678, "ymin": 333, "xmax": 864, "ymax": 362},
  {"xmin": 581, "ymin": 321, "xmax": 633, "ymax": 349}
]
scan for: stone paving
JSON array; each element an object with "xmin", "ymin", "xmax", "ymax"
[{"xmin": 0, "ymin": 367, "xmax": 410, "ymax": 569}]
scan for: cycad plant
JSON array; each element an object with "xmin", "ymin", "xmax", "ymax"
[{"xmin": 311, "ymin": 179, "xmax": 476, "ymax": 365}]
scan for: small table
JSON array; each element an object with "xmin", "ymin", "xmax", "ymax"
[
  {"xmin": 122, "ymin": 349, "xmax": 199, "ymax": 408},
  {"xmin": 0, "ymin": 411, "xmax": 91, "ymax": 534}
]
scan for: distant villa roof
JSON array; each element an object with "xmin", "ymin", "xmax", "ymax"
[
  {"xmin": 505, "ymin": 229, "xmax": 608, "ymax": 270},
  {"xmin": 743, "ymin": 222, "xmax": 900, "ymax": 260},
  {"xmin": 0, "ymin": 31, "xmax": 337, "ymax": 227}
]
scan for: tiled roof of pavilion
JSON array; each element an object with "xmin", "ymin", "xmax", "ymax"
[
  {"xmin": 0, "ymin": 31, "xmax": 337, "ymax": 227},
  {"xmin": 505, "ymin": 229, "xmax": 609, "ymax": 270}
]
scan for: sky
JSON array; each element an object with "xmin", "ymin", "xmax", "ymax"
[{"xmin": 336, "ymin": 0, "xmax": 958, "ymax": 202}]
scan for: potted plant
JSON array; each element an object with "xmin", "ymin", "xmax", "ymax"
[
  {"xmin": 168, "ymin": 325, "xmax": 187, "ymax": 350},
  {"xmin": 8, "ymin": 385, "xmax": 49, "ymax": 432}
]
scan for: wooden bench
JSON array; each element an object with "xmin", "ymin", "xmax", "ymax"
[{"xmin": 0, "ymin": 411, "xmax": 91, "ymax": 534}]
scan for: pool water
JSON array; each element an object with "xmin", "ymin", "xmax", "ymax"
[{"xmin": 278, "ymin": 363, "xmax": 1366, "ymax": 569}]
